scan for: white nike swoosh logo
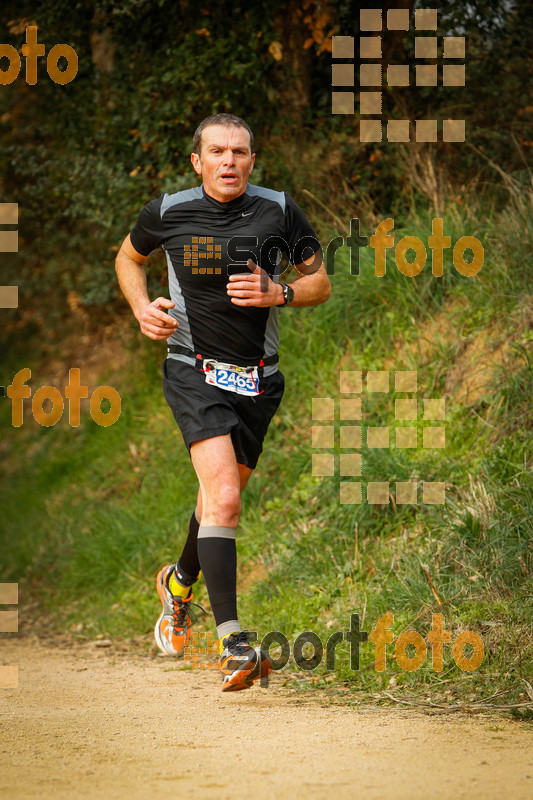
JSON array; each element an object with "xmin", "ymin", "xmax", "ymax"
[{"xmin": 242, "ymin": 212, "xmax": 252, "ymax": 216}]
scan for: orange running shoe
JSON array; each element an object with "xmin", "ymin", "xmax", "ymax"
[
  {"xmin": 154, "ymin": 565, "xmax": 194, "ymax": 656},
  {"xmin": 219, "ymin": 631, "xmax": 272, "ymax": 691}
]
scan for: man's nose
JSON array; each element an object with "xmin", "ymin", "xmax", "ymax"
[{"xmin": 222, "ymin": 149, "xmax": 236, "ymax": 165}]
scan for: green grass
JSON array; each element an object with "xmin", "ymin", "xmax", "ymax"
[{"xmin": 1, "ymin": 187, "xmax": 532, "ymax": 711}]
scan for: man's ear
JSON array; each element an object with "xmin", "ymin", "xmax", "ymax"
[
  {"xmin": 191, "ymin": 152, "xmax": 202, "ymax": 175},
  {"xmin": 249, "ymin": 153, "xmax": 256, "ymax": 174}
]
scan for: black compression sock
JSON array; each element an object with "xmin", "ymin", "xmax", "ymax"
[
  {"xmin": 176, "ymin": 508, "xmax": 201, "ymax": 582},
  {"xmin": 197, "ymin": 527, "xmax": 238, "ymax": 626}
]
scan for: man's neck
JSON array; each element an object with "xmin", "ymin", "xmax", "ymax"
[{"xmin": 202, "ymin": 183, "xmax": 248, "ymax": 203}]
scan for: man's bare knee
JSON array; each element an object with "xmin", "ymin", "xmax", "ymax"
[{"xmin": 206, "ymin": 484, "xmax": 241, "ymax": 526}]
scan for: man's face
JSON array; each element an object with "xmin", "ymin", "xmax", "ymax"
[{"xmin": 191, "ymin": 124, "xmax": 255, "ymax": 202}]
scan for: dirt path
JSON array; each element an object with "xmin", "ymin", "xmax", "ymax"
[{"xmin": 1, "ymin": 637, "xmax": 532, "ymax": 800}]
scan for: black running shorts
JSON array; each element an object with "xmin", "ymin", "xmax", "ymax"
[{"xmin": 162, "ymin": 358, "xmax": 285, "ymax": 469}]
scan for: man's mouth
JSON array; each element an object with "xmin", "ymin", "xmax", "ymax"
[{"xmin": 220, "ymin": 172, "xmax": 238, "ymax": 184}]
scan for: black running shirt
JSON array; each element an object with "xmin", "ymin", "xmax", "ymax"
[{"xmin": 129, "ymin": 184, "xmax": 321, "ymax": 370}]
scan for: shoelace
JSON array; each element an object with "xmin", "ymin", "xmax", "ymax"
[
  {"xmin": 172, "ymin": 596, "xmax": 207, "ymax": 627},
  {"xmin": 226, "ymin": 630, "xmax": 253, "ymax": 651}
]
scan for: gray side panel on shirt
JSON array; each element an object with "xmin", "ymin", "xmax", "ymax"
[
  {"xmin": 160, "ymin": 186, "xmax": 203, "ymax": 217},
  {"xmin": 159, "ymin": 187, "xmax": 200, "ymax": 353},
  {"xmin": 263, "ymin": 306, "xmax": 280, "ymax": 363},
  {"xmin": 164, "ymin": 250, "xmax": 193, "ymax": 351},
  {"xmin": 245, "ymin": 184, "xmax": 286, "ymax": 213}
]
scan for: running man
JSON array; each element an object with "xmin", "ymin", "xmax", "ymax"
[{"xmin": 115, "ymin": 113, "xmax": 330, "ymax": 690}]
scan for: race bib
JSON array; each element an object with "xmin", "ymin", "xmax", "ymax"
[{"xmin": 203, "ymin": 359, "xmax": 260, "ymax": 396}]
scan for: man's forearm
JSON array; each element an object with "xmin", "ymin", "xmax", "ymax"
[{"xmin": 115, "ymin": 250, "xmax": 150, "ymax": 320}]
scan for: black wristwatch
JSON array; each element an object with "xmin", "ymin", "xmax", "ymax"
[{"xmin": 279, "ymin": 283, "xmax": 295, "ymax": 307}]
